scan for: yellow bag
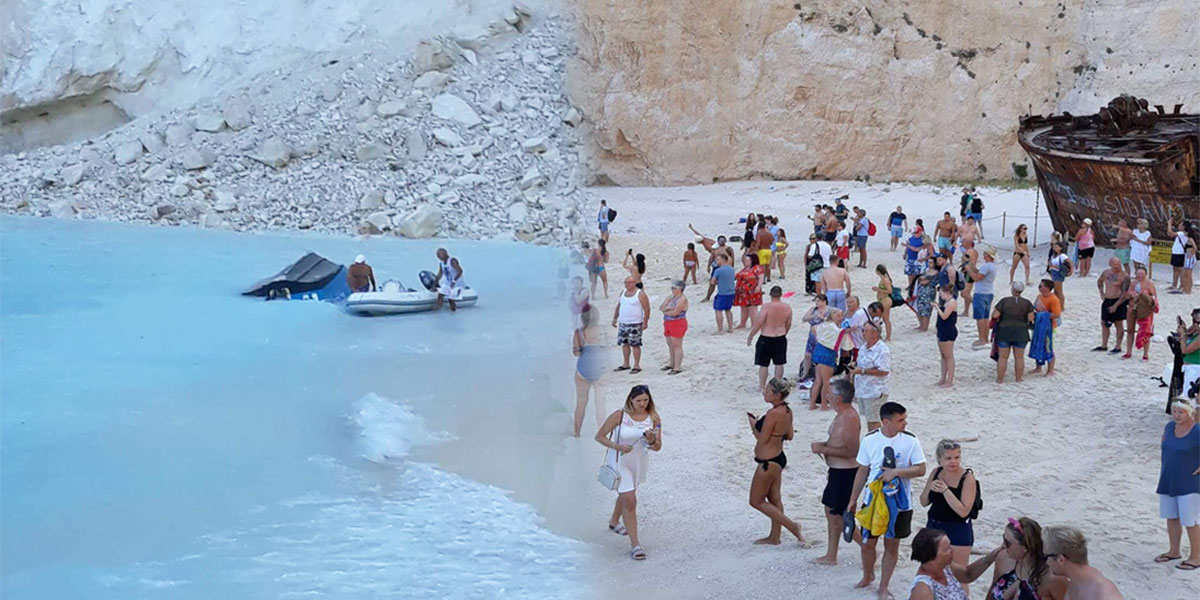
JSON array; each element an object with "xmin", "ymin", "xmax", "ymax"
[{"xmin": 855, "ymin": 479, "xmax": 890, "ymax": 538}]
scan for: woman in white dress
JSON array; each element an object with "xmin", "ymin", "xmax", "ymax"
[{"xmin": 595, "ymin": 385, "xmax": 662, "ymax": 560}]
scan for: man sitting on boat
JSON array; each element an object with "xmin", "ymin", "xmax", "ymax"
[
  {"xmin": 435, "ymin": 248, "xmax": 466, "ymax": 312},
  {"xmin": 347, "ymin": 255, "xmax": 377, "ymax": 293}
]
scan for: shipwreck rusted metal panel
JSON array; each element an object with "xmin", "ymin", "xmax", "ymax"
[{"xmin": 1018, "ymin": 96, "xmax": 1200, "ymax": 247}]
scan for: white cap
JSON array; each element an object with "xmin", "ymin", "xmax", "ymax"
[
  {"xmin": 1083, "ymin": 218, "xmax": 1093, "ymax": 225},
  {"xmin": 354, "ymin": 254, "xmax": 366, "ymax": 264}
]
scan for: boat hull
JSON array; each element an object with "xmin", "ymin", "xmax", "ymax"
[{"xmin": 345, "ymin": 289, "xmax": 479, "ymax": 315}]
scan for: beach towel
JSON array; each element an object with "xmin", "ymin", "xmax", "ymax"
[
  {"xmin": 1029, "ymin": 311, "xmax": 1054, "ymax": 363},
  {"xmin": 855, "ymin": 479, "xmax": 889, "ymax": 538}
]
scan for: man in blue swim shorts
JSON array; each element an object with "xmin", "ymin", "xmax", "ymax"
[{"xmin": 711, "ymin": 253, "xmax": 736, "ymax": 332}]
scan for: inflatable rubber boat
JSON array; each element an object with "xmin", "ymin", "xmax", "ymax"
[
  {"xmin": 243, "ymin": 252, "xmax": 352, "ymax": 301},
  {"xmin": 345, "ymin": 271, "xmax": 478, "ymax": 315}
]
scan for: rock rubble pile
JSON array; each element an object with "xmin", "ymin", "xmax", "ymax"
[{"xmin": 1, "ymin": 6, "xmax": 593, "ymax": 246}]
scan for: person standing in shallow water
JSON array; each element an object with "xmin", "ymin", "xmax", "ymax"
[
  {"xmin": 595, "ymin": 385, "xmax": 662, "ymax": 561},
  {"xmin": 434, "ymin": 248, "xmax": 465, "ymax": 311},
  {"xmin": 747, "ymin": 378, "xmax": 809, "ymax": 546},
  {"xmin": 346, "ymin": 254, "xmax": 376, "ymax": 292}
]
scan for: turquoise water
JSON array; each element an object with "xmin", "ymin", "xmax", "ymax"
[{"xmin": 0, "ymin": 217, "xmax": 585, "ymax": 599}]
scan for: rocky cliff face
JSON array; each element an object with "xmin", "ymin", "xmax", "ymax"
[{"xmin": 567, "ymin": 0, "xmax": 1200, "ymax": 185}]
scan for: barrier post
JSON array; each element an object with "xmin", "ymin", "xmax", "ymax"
[
  {"xmin": 1033, "ymin": 187, "xmax": 1040, "ymax": 247},
  {"xmin": 1002, "ymin": 212, "xmax": 1007, "ymax": 238}
]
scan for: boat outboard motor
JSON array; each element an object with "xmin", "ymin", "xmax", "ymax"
[{"xmin": 419, "ymin": 270, "xmax": 438, "ymax": 292}]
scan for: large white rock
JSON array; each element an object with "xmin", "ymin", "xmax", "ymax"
[
  {"xmin": 413, "ymin": 71, "xmax": 451, "ymax": 89},
  {"xmin": 376, "ymin": 100, "xmax": 405, "ymax": 117},
  {"xmin": 141, "ymin": 163, "xmax": 170, "ymax": 181},
  {"xmin": 412, "ymin": 40, "xmax": 455, "ymax": 73},
  {"xmin": 355, "ymin": 142, "xmax": 388, "ymax": 162},
  {"xmin": 431, "ymin": 128, "xmax": 463, "ymax": 147},
  {"xmin": 223, "ymin": 104, "xmax": 252, "ymax": 130},
  {"xmin": 139, "ymin": 131, "xmax": 166, "ymax": 154},
  {"xmin": 213, "ymin": 190, "xmax": 238, "ymax": 212},
  {"xmin": 362, "ymin": 211, "xmax": 392, "ymax": 234},
  {"xmin": 165, "ymin": 123, "xmax": 194, "ymax": 146},
  {"xmin": 431, "ymin": 94, "xmax": 482, "ymax": 127},
  {"xmin": 60, "ymin": 164, "xmax": 85, "ymax": 186},
  {"xmin": 181, "ymin": 147, "xmax": 215, "ymax": 170},
  {"xmin": 114, "ymin": 140, "xmax": 143, "ymax": 164},
  {"xmin": 522, "ymin": 136, "xmax": 548, "ymax": 153},
  {"xmin": 406, "ymin": 131, "xmax": 428, "ymax": 158},
  {"xmin": 519, "ymin": 166, "xmax": 545, "ymax": 189},
  {"xmin": 396, "ymin": 204, "xmax": 442, "ymax": 238},
  {"xmin": 48, "ymin": 199, "xmax": 77, "ymax": 219},
  {"xmin": 359, "ymin": 190, "xmax": 385, "ymax": 210},
  {"xmin": 250, "ymin": 137, "xmax": 291, "ymax": 168},
  {"xmin": 194, "ymin": 114, "xmax": 226, "ymax": 132}
]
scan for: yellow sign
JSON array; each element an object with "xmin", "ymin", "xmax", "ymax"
[{"xmin": 1150, "ymin": 242, "xmax": 1172, "ymax": 265}]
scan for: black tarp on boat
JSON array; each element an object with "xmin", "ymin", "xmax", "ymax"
[{"xmin": 243, "ymin": 252, "xmax": 344, "ymax": 298}]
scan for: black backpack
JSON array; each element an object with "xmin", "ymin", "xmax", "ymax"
[{"xmin": 608, "ymin": 208, "xmax": 617, "ymax": 222}]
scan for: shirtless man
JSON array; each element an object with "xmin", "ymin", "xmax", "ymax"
[
  {"xmin": 824, "ymin": 210, "xmax": 840, "ymax": 244},
  {"xmin": 935, "ymin": 212, "xmax": 958, "ymax": 254},
  {"xmin": 1113, "ymin": 219, "xmax": 1133, "ymax": 274},
  {"xmin": 822, "ymin": 258, "xmax": 853, "ymax": 311},
  {"xmin": 434, "ymin": 248, "xmax": 466, "ymax": 311},
  {"xmin": 1096, "ymin": 257, "xmax": 1131, "ymax": 353},
  {"xmin": 1124, "ymin": 265, "xmax": 1159, "ymax": 360},
  {"xmin": 747, "ymin": 286, "xmax": 793, "ymax": 391},
  {"xmin": 811, "ymin": 379, "xmax": 862, "ymax": 566},
  {"xmin": 958, "ymin": 240, "xmax": 978, "ymax": 317},
  {"xmin": 346, "ymin": 254, "xmax": 376, "ymax": 292},
  {"xmin": 1044, "ymin": 526, "xmax": 1124, "ymax": 600},
  {"xmin": 957, "ymin": 216, "xmax": 980, "ymax": 248},
  {"xmin": 754, "ymin": 222, "xmax": 777, "ymax": 282}
]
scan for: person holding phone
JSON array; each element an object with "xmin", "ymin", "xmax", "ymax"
[
  {"xmin": 595, "ymin": 385, "xmax": 663, "ymax": 560},
  {"xmin": 747, "ymin": 378, "xmax": 808, "ymax": 546}
]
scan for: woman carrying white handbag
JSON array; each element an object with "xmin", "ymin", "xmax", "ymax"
[{"xmin": 595, "ymin": 384, "xmax": 662, "ymax": 560}]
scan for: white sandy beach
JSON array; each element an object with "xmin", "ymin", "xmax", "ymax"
[{"xmin": 553, "ymin": 181, "xmax": 1195, "ymax": 599}]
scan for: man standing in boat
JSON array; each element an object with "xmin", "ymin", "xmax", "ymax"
[
  {"xmin": 347, "ymin": 255, "xmax": 377, "ymax": 293},
  {"xmin": 434, "ymin": 248, "xmax": 466, "ymax": 312}
]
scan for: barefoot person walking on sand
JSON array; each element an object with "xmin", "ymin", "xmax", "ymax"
[
  {"xmin": 748, "ymin": 286, "xmax": 792, "ymax": 391},
  {"xmin": 660, "ymin": 281, "xmax": 689, "ymax": 375},
  {"xmin": 812, "ymin": 379, "xmax": 861, "ymax": 566},
  {"xmin": 572, "ymin": 309, "xmax": 607, "ymax": 437},
  {"xmin": 747, "ymin": 378, "xmax": 808, "ymax": 546},
  {"xmin": 596, "ymin": 385, "xmax": 662, "ymax": 561},
  {"xmin": 1155, "ymin": 398, "xmax": 1200, "ymax": 571},
  {"xmin": 588, "ymin": 239, "xmax": 610, "ymax": 299},
  {"xmin": 1044, "ymin": 526, "xmax": 1124, "ymax": 599},
  {"xmin": 682, "ymin": 243, "xmax": 699, "ymax": 285},
  {"xmin": 822, "ymin": 258, "xmax": 852, "ymax": 311},
  {"xmin": 612, "ymin": 277, "xmax": 650, "ymax": 374},
  {"xmin": 846, "ymin": 401, "xmax": 927, "ymax": 600}
]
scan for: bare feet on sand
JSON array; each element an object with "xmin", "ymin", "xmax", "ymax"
[
  {"xmin": 812, "ymin": 555, "xmax": 837, "ymax": 565},
  {"xmin": 854, "ymin": 577, "xmax": 875, "ymax": 589},
  {"xmin": 753, "ymin": 537, "xmax": 781, "ymax": 545}
]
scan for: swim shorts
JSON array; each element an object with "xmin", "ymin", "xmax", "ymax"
[
  {"xmin": 822, "ymin": 467, "xmax": 858, "ymax": 515},
  {"xmin": 1115, "ymin": 248, "xmax": 1131, "ymax": 265},
  {"xmin": 937, "ymin": 236, "xmax": 952, "ymax": 251},
  {"xmin": 663, "ymin": 318, "xmax": 688, "ymax": 338},
  {"xmin": 754, "ymin": 334, "xmax": 788, "ymax": 366},
  {"xmin": 1101, "ymin": 297, "xmax": 1127, "ymax": 326},
  {"xmin": 856, "ymin": 235, "xmax": 868, "ymax": 250},
  {"xmin": 713, "ymin": 293, "xmax": 735, "ymax": 311},
  {"xmin": 599, "ymin": 222, "xmax": 609, "ymax": 233},
  {"xmin": 856, "ymin": 393, "xmax": 888, "ymax": 425},
  {"xmin": 927, "ymin": 517, "xmax": 975, "ymax": 547},
  {"xmin": 826, "ymin": 289, "xmax": 847, "ymax": 311},
  {"xmin": 617, "ymin": 322, "xmax": 643, "ymax": 347},
  {"xmin": 1172, "ymin": 253, "xmax": 1186, "ymax": 268},
  {"xmin": 1079, "ymin": 247, "xmax": 1095, "ymax": 259},
  {"xmin": 890, "ymin": 225, "xmax": 904, "ymax": 238},
  {"xmin": 757, "ymin": 249, "xmax": 773, "ymax": 267}
]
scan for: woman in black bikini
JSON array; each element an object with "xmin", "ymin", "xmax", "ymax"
[
  {"xmin": 1011, "ymin": 224, "xmax": 1030, "ymax": 284},
  {"xmin": 746, "ymin": 378, "xmax": 807, "ymax": 546}
]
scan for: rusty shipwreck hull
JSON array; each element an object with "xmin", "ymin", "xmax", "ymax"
[{"xmin": 1018, "ymin": 96, "xmax": 1199, "ymax": 247}]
